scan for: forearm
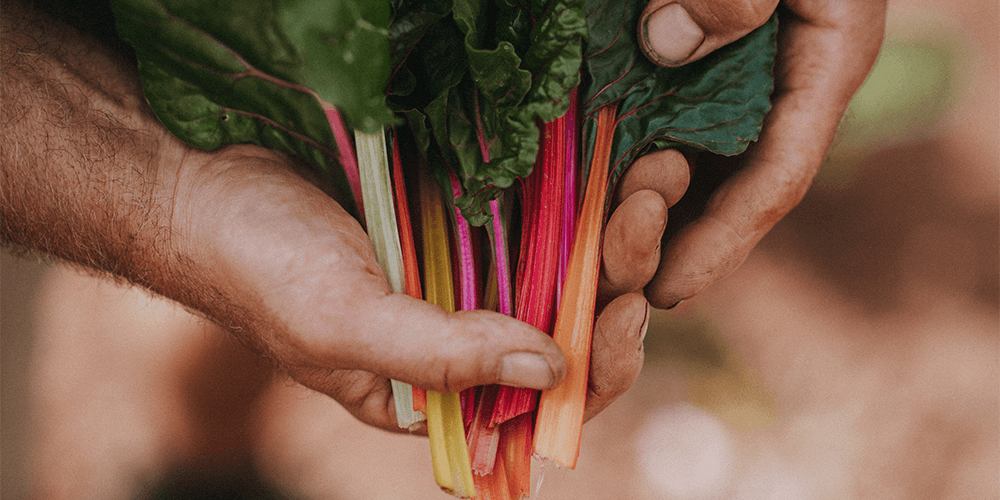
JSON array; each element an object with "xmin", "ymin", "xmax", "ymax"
[
  {"xmin": 1, "ymin": 1, "xmax": 187, "ymax": 288},
  {"xmin": 1, "ymin": 2, "xmax": 349, "ymax": 363}
]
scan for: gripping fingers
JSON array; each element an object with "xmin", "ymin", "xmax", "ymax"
[
  {"xmin": 600, "ymin": 148, "xmax": 691, "ymax": 302},
  {"xmin": 584, "ymin": 292, "xmax": 649, "ymax": 422},
  {"xmin": 644, "ymin": 0, "xmax": 887, "ymax": 309},
  {"xmin": 599, "ymin": 190, "xmax": 667, "ymax": 302}
]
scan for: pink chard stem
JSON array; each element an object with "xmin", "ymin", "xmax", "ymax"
[{"xmin": 325, "ymin": 107, "xmax": 365, "ymax": 225}]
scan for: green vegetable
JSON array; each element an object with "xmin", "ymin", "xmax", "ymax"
[
  {"xmin": 112, "ymin": 0, "xmax": 776, "ymax": 225},
  {"xmin": 111, "ymin": 0, "xmax": 397, "ymax": 217},
  {"xmin": 388, "ymin": 0, "xmax": 586, "ymax": 225},
  {"xmin": 581, "ymin": 0, "xmax": 778, "ymax": 190}
]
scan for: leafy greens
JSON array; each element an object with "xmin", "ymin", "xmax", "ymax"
[
  {"xmin": 111, "ymin": 0, "xmax": 397, "ymax": 216},
  {"xmin": 388, "ymin": 0, "xmax": 586, "ymax": 225},
  {"xmin": 581, "ymin": 0, "xmax": 778, "ymax": 189},
  {"xmin": 112, "ymin": 0, "xmax": 777, "ymax": 225}
]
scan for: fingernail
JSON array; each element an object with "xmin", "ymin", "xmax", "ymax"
[
  {"xmin": 643, "ymin": 3, "xmax": 705, "ymax": 66},
  {"xmin": 499, "ymin": 352, "xmax": 555, "ymax": 389}
]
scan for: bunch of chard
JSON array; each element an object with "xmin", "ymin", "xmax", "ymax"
[{"xmin": 112, "ymin": 0, "xmax": 778, "ymax": 497}]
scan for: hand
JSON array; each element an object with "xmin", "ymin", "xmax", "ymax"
[
  {"xmin": 167, "ymin": 145, "xmax": 573, "ymax": 431},
  {"xmin": 0, "ymin": 0, "xmax": 640, "ymax": 433},
  {"xmin": 2, "ymin": 1, "xmax": 568, "ymax": 434},
  {"xmin": 588, "ymin": 0, "xmax": 888, "ymax": 413}
]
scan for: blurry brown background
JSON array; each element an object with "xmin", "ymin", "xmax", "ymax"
[{"xmin": 2, "ymin": 0, "xmax": 997, "ymax": 498}]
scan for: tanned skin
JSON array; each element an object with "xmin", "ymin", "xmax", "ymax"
[{"xmin": 2, "ymin": 0, "xmax": 885, "ymax": 430}]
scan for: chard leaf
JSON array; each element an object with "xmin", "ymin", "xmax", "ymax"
[
  {"xmin": 111, "ymin": 0, "xmax": 396, "ymax": 215},
  {"xmin": 582, "ymin": 0, "xmax": 778, "ymax": 186},
  {"xmin": 397, "ymin": 0, "xmax": 586, "ymax": 224},
  {"xmin": 386, "ymin": 0, "xmax": 455, "ymax": 101}
]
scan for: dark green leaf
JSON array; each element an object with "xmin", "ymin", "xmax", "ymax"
[
  {"xmin": 407, "ymin": 0, "xmax": 585, "ymax": 223},
  {"xmin": 112, "ymin": 0, "xmax": 398, "ymax": 217},
  {"xmin": 582, "ymin": 0, "xmax": 777, "ymax": 187}
]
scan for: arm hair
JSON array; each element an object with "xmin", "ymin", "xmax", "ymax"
[{"xmin": 1, "ymin": 0, "xmax": 188, "ymax": 289}]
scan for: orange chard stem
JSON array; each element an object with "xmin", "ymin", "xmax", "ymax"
[
  {"xmin": 391, "ymin": 128, "xmax": 422, "ymax": 303},
  {"xmin": 501, "ymin": 413, "xmax": 534, "ymax": 499},
  {"xmin": 532, "ymin": 104, "xmax": 618, "ymax": 469}
]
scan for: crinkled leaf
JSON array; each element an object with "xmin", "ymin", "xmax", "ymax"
[
  {"xmin": 388, "ymin": 0, "xmax": 453, "ymax": 69},
  {"xmin": 582, "ymin": 0, "xmax": 778, "ymax": 187},
  {"xmin": 386, "ymin": 0, "xmax": 455, "ymax": 101},
  {"xmin": 401, "ymin": 0, "xmax": 586, "ymax": 224}
]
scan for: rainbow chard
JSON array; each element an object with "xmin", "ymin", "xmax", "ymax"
[
  {"xmin": 490, "ymin": 111, "xmax": 571, "ymax": 426},
  {"xmin": 389, "ymin": 0, "xmax": 587, "ymax": 225},
  {"xmin": 531, "ymin": 104, "xmax": 616, "ymax": 469},
  {"xmin": 532, "ymin": 2, "xmax": 779, "ymax": 470},
  {"xmin": 114, "ymin": 0, "xmax": 780, "ymax": 494}
]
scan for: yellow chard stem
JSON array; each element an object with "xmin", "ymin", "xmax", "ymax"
[
  {"xmin": 419, "ymin": 168, "xmax": 476, "ymax": 498},
  {"xmin": 427, "ymin": 391, "xmax": 476, "ymax": 498}
]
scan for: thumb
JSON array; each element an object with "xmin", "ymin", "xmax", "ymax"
[
  {"xmin": 371, "ymin": 294, "xmax": 568, "ymax": 393},
  {"xmin": 638, "ymin": 0, "xmax": 779, "ymax": 67},
  {"xmin": 285, "ymin": 292, "xmax": 567, "ymax": 432},
  {"xmin": 291, "ymin": 289, "xmax": 568, "ymax": 395}
]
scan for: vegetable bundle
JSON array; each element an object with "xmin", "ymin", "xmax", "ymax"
[{"xmin": 112, "ymin": 0, "xmax": 777, "ymax": 497}]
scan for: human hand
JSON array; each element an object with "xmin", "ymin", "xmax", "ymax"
[
  {"xmin": 588, "ymin": 0, "xmax": 888, "ymax": 413},
  {"xmin": 0, "ymin": 0, "xmax": 672, "ymax": 433},
  {"xmin": 165, "ymin": 145, "xmax": 576, "ymax": 432}
]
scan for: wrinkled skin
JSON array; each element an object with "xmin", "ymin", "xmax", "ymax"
[
  {"xmin": 1, "ymin": 0, "xmax": 885, "ymax": 437},
  {"xmin": 594, "ymin": 0, "xmax": 886, "ymax": 418}
]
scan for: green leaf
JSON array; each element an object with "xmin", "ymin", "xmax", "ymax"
[
  {"xmin": 111, "ymin": 0, "xmax": 397, "ymax": 216},
  {"xmin": 386, "ymin": 0, "xmax": 455, "ymax": 100},
  {"xmin": 582, "ymin": 0, "xmax": 777, "ymax": 185},
  {"xmin": 392, "ymin": 0, "xmax": 586, "ymax": 224},
  {"xmin": 387, "ymin": 8, "xmax": 468, "ymax": 110}
]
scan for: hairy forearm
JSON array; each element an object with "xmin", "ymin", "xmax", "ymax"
[
  {"xmin": 0, "ymin": 2, "xmax": 336, "ymax": 362},
  {"xmin": 1, "ymin": 1, "xmax": 188, "ymax": 288}
]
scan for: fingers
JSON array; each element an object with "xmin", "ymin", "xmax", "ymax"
[
  {"xmin": 638, "ymin": 0, "xmax": 779, "ymax": 67},
  {"xmin": 615, "ymin": 148, "xmax": 691, "ymax": 208},
  {"xmin": 272, "ymin": 260, "xmax": 569, "ymax": 432},
  {"xmin": 183, "ymin": 149, "xmax": 569, "ymax": 431},
  {"xmin": 286, "ymin": 276, "xmax": 569, "ymax": 390},
  {"xmin": 644, "ymin": 120, "xmax": 823, "ymax": 309},
  {"xmin": 584, "ymin": 292, "xmax": 649, "ymax": 422},
  {"xmin": 599, "ymin": 148, "xmax": 690, "ymax": 301},
  {"xmin": 645, "ymin": 1, "xmax": 886, "ymax": 309},
  {"xmin": 288, "ymin": 296, "xmax": 567, "ymax": 432},
  {"xmin": 599, "ymin": 190, "xmax": 667, "ymax": 301},
  {"xmin": 301, "ymin": 292, "xmax": 648, "ymax": 431}
]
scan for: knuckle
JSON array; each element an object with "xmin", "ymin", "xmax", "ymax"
[
  {"xmin": 428, "ymin": 318, "xmax": 490, "ymax": 393},
  {"xmin": 711, "ymin": 0, "xmax": 778, "ymax": 33}
]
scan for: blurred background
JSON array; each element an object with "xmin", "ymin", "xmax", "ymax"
[{"xmin": 2, "ymin": 0, "xmax": 997, "ymax": 498}]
